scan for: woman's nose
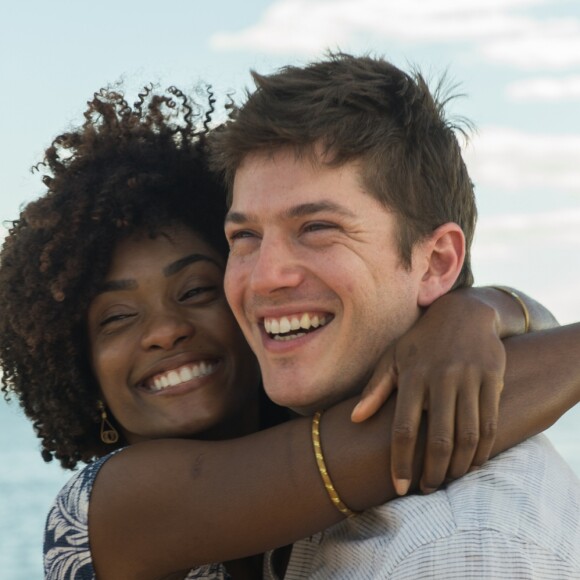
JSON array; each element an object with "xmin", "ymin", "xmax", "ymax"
[{"xmin": 140, "ymin": 309, "xmax": 195, "ymax": 351}]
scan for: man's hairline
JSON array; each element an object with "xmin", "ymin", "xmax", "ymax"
[{"xmin": 225, "ymin": 145, "xmax": 419, "ymax": 270}]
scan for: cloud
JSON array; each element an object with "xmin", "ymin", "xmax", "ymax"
[
  {"xmin": 472, "ymin": 207, "xmax": 580, "ymax": 324},
  {"xmin": 462, "ymin": 126, "xmax": 580, "ymax": 192},
  {"xmin": 481, "ymin": 28, "xmax": 580, "ymax": 69},
  {"xmin": 210, "ymin": 0, "xmax": 579, "ymax": 70},
  {"xmin": 506, "ymin": 75, "xmax": 580, "ymax": 101},
  {"xmin": 477, "ymin": 207, "xmax": 580, "ymax": 235},
  {"xmin": 210, "ymin": 0, "xmax": 352, "ymax": 54}
]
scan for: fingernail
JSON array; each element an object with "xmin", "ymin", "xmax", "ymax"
[
  {"xmin": 421, "ymin": 486, "xmax": 436, "ymax": 495},
  {"xmin": 351, "ymin": 401, "xmax": 363, "ymax": 417},
  {"xmin": 468, "ymin": 466, "xmax": 480, "ymax": 473},
  {"xmin": 394, "ymin": 478, "xmax": 410, "ymax": 496}
]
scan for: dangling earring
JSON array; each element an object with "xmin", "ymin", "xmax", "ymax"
[{"xmin": 97, "ymin": 400, "xmax": 119, "ymax": 444}]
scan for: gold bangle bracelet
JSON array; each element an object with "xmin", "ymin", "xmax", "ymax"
[
  {"xmin": 491, "ymin": 286, "xmax": 530, "ymax": 333},
  {"xmin": 311, "ymin": 411, "xmax": 359, "ymax": 518}
]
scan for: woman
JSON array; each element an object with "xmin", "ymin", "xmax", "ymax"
[{"xmin": 0, "ymin": 86, "xmax": 577, "ymax": 579}]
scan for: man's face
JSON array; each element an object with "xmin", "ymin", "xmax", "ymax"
[{"xmin": 224, "ymin": 149, "xmax": 425, "ymax": 414}]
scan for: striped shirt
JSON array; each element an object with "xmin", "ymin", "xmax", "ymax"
[{"xmin": 265, "ymin": 435, "xmax": 580, "ymax": 579}]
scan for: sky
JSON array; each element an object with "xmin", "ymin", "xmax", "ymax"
[
  {"xmin": 1, "ymin": 2, "xmax": 579, "ymax": 372},
  {"xmin": 0, "ymin": 2, "xmax": 579, "ymax": 576},
  {"xmin": 1, "ymin": 0, "xmax": 579, "ymax": 324}
]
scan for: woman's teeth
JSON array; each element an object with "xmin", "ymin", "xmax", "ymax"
[
  {"xmin": 149, "ymin": 361, "xmax": 217, "ymax": 392},
  {"xmin": 264, "ymin": 313, "xmax": 328, "ymax": 340}
]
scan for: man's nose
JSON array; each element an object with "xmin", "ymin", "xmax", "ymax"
[
  {"xmin": 249, "ymin": 235, "xmax": 304, "ymax": 295},
  {"xmin": 140, "ymin": 308, "xmax": 195, "ymax": 351}
]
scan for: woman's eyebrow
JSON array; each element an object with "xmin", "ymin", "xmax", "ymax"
[
  {"xmin": 164, "ymin": 253, "xmax": 223, "ymax": 277},
  {"xmin": 95, "ymin": 254, "xmax": 222, "ymax": 296},
  {"xmin": 96, "ymin": 279, "xmax": 138, "ymax": 295}
]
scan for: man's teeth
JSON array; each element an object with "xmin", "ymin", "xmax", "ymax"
[
  {"xmin": 264, "ymin": 313, "xmax": 328, "ymax": 340},
  {"xmin": 150, "ymin": 361, "xmax": 216, "ymax": 392}
]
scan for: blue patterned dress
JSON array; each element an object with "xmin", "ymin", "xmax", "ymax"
[{"xmin": 43, "ymin": 449, "xmax": 229, "ymax": 579}]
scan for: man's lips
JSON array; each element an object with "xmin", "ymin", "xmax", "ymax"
[{"xmin": 261, "ymin": 311, "xmax": 334, "ymax": 342}]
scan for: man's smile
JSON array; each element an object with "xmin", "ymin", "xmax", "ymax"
[{"xmin": 263, "ymin": 312, "xmax": 333, "ymax": 341}]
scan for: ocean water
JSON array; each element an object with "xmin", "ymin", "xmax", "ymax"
[
  {"xmin": 0, "ymin": 401, "xmax": 70, "ymax": 580},
  {"xmin": 1, "ymin": 399, "xmax": 579, "ymax": 579}
]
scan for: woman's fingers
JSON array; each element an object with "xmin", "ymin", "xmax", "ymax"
[
  {"xmin": 351, "ymin": 347, "xmax": 397, "ymax": 423},
  {"xmin": 471, "ymin": 373, "xmax": 502, "ymax": 468},
  {"xmin": 419, "ymin": 381, "xmax": 459, "ymax": 494},
  {"xmin": 390, "ymin": 375, "xmax": 425, "ymax": 496},
  {"xmin": 447, "ymin": 387, "xmax": 480, "ymax": 480},
  {"xmin": 351, "ymin": 378, "xmax": 395, "ymax": 423}
]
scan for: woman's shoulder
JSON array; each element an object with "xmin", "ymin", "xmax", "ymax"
[
  {"xmin": 43, "ymin": 448, "xmax": 231, "ymax": 579},
  {"xmin": 43, "ymin": 448, "xmax": 125, "ymax": 579},
  {"xmin": 47, "ymin": 448, "xmax": 125, "ymax": 527}
]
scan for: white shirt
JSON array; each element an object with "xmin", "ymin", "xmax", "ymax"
[{"xmin": 265, "ymin": 435, "xmax": 580, "ymax": 579}]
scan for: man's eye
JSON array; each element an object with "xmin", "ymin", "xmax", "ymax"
[
  {"xmin": 229, "ymin": 230, "xmax": 257, "ymax": 242},
  {"xmin": 303, "ymin": 222, "xmax": 335, "ymax": 233}
]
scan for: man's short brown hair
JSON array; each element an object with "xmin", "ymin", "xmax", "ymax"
[{"xmin": 211, "ymin": 52, "xmax": 477, "ymax": 288}]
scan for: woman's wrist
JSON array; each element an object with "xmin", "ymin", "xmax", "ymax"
[{"xmin": 320, "ymin": 394, "xmax": 425, "ymax": 512}]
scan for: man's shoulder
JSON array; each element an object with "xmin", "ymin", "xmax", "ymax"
[
  {"xmin": 443, "ymin": 435, "xmax": 580, "ymax": 550},
  {"xmin": 305, "ymin": 436, "xmax": 580, "ymax": 577},
  {"xmin": 382, "ymin": 435, "xmax": 579, "ymax": 538},
  {"xmin": 447, "ymin": 433, "xmax": 578, "ymax": 497}
]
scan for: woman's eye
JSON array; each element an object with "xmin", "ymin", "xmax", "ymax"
[
  {"xmin": 179, "ymin": 286, "xmax": 218, "ymax": 302},
  {"xmin": 100, "ymin": 313, "xmax": 135, "ymax": 327}
]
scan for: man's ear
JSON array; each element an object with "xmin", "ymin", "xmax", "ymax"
[{"xmin": 416, "ymin": 222, "xmax": 465, "ymax": 307}]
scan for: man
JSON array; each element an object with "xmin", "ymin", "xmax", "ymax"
[{"xmin": 213, "ymin": 54, "xmax": 580, "ymax": 578}]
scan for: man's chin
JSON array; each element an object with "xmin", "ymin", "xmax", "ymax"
[
  {"xmin": 264, "ymin": 392, "xmax": 316, "ymax": 415},
  {"xmin": 262, "ymin": 380, "xmax": 321, "ymax": 414},
  {"xmin": 263, "ymin": 381, "xmax": 343, "ymax": 416}
]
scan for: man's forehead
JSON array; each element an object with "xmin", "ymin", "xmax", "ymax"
[
  {"xmin": 237, "ymin": 143, "xmax": 320, "ymax": 168},
  {"xmin": 231, "ymin": 147, "xmax": 364, "ymax": 193}
]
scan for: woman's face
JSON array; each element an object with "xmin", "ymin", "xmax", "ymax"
[{"xmin": 87, "ymin": 225, "xmax": 260, "ymax": 443}]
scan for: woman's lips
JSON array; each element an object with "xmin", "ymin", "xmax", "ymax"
[{"xmin": 141, "ymin": 359, "xmax": 220, "ymax": 393}]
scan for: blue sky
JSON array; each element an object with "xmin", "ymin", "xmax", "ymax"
[
  {"xmin": 0, "ymin": 5, "xmax": 579, "ymax": 573},
  {"xmin": 1, "ymin": 0, "xmax": 579, "ymax": 442},
  {"xmin": 2, "ymin": 0, "xmax": 579, "ymax": 322}
]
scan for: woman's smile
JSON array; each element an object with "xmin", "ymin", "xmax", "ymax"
[
  {"xmin": 87, "ymin": 225, "xmax": 261, "ymax": 443},
  {"xmin": 141, "ymin": 358, "xmax": 220, "ymax": 393}
]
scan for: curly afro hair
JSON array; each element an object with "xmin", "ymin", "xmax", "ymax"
[{"xmin": 0, "ymin": 85, "xmax": 230, "ymax": 469}]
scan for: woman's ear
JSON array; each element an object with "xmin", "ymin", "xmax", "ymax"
[{"xmin": 416, "ymin": 222, "xmax": 465, "ymax": 307}]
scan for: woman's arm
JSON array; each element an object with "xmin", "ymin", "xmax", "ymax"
[
  {"xmin": 465, "ymin": 286, "xmax": 560, "ymax": 335},
  {"xmin": 90, "ymin": 394, "xmax": 395, "ymax": 579},
  {"xmin": 496, "ymin": 322, "xmax": 579, "ymax": 448},
  {"xmin": 90, "ymin": 323, "xmax": 580, "ymax": 579},
  {"xmin": 352, "ymin": 286, "xmax": 561, "ymax": 495}
]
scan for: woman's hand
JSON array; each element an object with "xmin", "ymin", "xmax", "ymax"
[{"xmin": 352, "ymin": 290, "xmax": 508, "ymax": 496}]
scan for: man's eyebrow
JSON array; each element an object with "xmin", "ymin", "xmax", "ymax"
[
  {"xmin": 225, "ymin": 201, "xmax": 355, "ymax": 225},
  {"xmin": 224, "ymin": 210, "xmax": 249, "ymax": 225},
  {"xmin": 163, "ymin": 253, "xmax": 222, "ymax": 277},
  {"xmin": 285, "ymin": 201, "xmax": 356, "ymax": 219}
]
